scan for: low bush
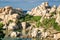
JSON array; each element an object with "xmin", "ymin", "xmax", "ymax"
[
  {"xmin": 42, "ymin": 18, "xmax": 55, "ymax": 29},
  {"xmin": 19, "ymin": 14, "xmax": 41, "ymax": 22},
  {"xmin": 0, "ymin": 22, "xmax": 4, "ymax": 30}
]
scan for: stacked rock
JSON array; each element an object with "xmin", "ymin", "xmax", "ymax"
[
  {"xmin": 56, "ymin": 5, "xmax": 60, "ymax": 25},
  {"xmin": 27, "ymin": 2, "xmax": 50, "ymax": 16},
  {"xmin": 49, "ymin": 5, "xmax": 56, "ymax": 13},
  {"xmin": 0, "ymin": 6, "xmax": 23, "ymax": 31},
  {"xmin": 27, "ymin": 2, "xmax": 60, "ymax": 24},
  {"xmin": 0, "ymin": 6, "xmax": 24, "ymax": 37},
  {"xmin": 10, "ymin": 31, "xmax": 20, "ymax": 38}
]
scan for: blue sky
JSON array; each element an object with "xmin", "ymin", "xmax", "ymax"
[{"xmin": 0, "ymin": 0, "xmax": 60, "ymax": 10}]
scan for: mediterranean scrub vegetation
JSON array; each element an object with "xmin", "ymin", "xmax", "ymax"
[
  {"xmin": 0, "ymin": 22, "xmax": 4, "ymax": 30},
  {"xmin": 0, "ymin": 22, "xmax": 5, "ymax": 40},
  {"xmin": 19, "ymin": 14, "xmax": 60, "ymax": 31},
  {"xmin": 19, "ymin": 14, "xmax": 42, "ymax": 27},
  {"xmin": 43, "ymin": 18, "xmax": 60, "ymax": 31},
  {"xmin": 19, "ymin": 14, "xmax": 41, "ymax": 22}
]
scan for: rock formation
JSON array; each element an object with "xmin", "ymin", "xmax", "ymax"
[
  {"xmin": 53, "ymin": 32, "xmax": 60, "ymax": 40},
  {"xmin": 27, "ymin": 2, "xmax": 50, "ymax": 16},
  {"xmin": 56, "ymin": 5, "xmax": 60, "ymax": 25},
  {"xmin": 0, "ymin": 6, "xmax": 23, "ymax": 31},
  {"xmin": 21, "ymin": 22, "xmax": 26, "ymax": 35},
  {"xmin": 27, "ymin": 2, "xmax": 60, "ymax": 25},
  {"xmin": 31, "ymin": 28, "xmax": 39, "ymax": 38},
  {"xmin": 10, "ymin": 31, "xmax": 20, "ymax": 38},
  {"xmin": 0, "ymin": 6, "xmax": 23, "ymax": 24},
  {"xmin": 0, "ymin": 6, "xmax": 24, "ymax": 38}
]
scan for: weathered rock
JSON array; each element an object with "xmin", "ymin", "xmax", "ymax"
[
  {"xmin": 0, "ymin": 14, "xmax": 5, "ymax": 20},
  {"xmin": 3, "ymin": 23, "xmax": 18, "ymax": 30},
  {"xmin": 10, "ymin": 31, "xmax": 20, "ymax": 38},
  {"xmin": 27, "ymin": 2, "xmax": 51, "ymax": 18},
  {"xmin": 38, "ymin": 27, "xmax": 45, "ymax": 32},
  {"xmin": 8, "ymin": 23, "xmax": 18, "ymax": 30},
  {"xmin": 0, "ymin": 6, "xmax": 23, "ymax": 24},
  {"xmin": 27, "ymin": 2, "xmax": 56, "ymax": 21},
  {"xmin": 3, "ymin": 6, "xmax": 13, "ymax": 15},
  {"xmin": 56, "ymin": 5, "xmax": 60, "ymax": 13},
  {"xmin": 0, "ymin": 8, "xmax": 2, "ymax": 13},
  {"xmin": 4, "ymin": 6, "xmax": 13, "ymax": 10},
  {"xmin": 21, "ymin": 22, "xmax": 27, "ymax": 35},
  {"xmin": 21, "ymin": 22, "xmax": 26, "ymax": 29},
  {"xmin": 8, "ymin": 14, "xmax": 19, "ymax": 23},
  {"xmin": 56, "ymin": 13, "xmax": 60, "ymax": 25},
  {"xmin": 31, "ymin": 28, "xmax": 39, "ymax": 38},
  {"xmin": 53, "ymin": 32, "xmax": 60, "ymax": 40},
  {"xmin": 49, "ymin": 5, "xmax": 56, "ymax": 13},
  {"xmin": 45, "ymin": 2, "xmax": 49, "ymax": 7},
  {"xmin": 55, "ymin": 5, "xmax": 60, "ymax": 25},
  {"xmin": 10, "ymin": 32, "xmax": 17, "ymax": 38}
]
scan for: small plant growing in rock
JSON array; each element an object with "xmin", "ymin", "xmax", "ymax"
[
  {"xmin": 50, "ymin": 12, "xmax": 56, "ymax": 17},
  {"xmin": 8, "ymin": 20, "xmax": 13, "ymax": 24},
  {"xmin": 53, "ymin": 22, "xmax": 60, "ymax": 31},
  {"xmin": 0, "ymin": 22, "xmax": 4, "ymax": 30}
]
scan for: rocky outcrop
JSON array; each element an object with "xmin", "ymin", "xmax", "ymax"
[
  {"xmin": 49, "ymin": 5, "xmax": 56, "ymax": 13},
  {"xmin": 0, "ymin": 6, "xmax": 23, "ymax": 24},
  {"xmin": 10, "ymin": 32, "xmax": 17, "ymax": 38},
  {"xmin": 56, "ymin": 6, "xmax": 60, "ymax": 25},
  {"xmin": 3, "ymin": 23, "xmax": 18, "ymax": 30},
  {"xmin": 28, "ymin": 2, "xmax": 56, "ymax": 17},
  {"xmin": 53, "ymin": 32, "xmax": 60, "ymax": 40},
  {"xmin": 27, "ymin": 2, "xmax": 60, "ymax": 25},
  {"xmin": 0, "ymin": 6, "xmax": 24, "ymax": 31},
  {"xmin": 21, "ymin": 22, "xmax": 26, "ymax": 30},
  {"xmin": 31, "ymin": 28, "xmax": 39, "ymax": 38},
  {"xmin": 8, "ymin": 23, "xmax": 18, "ymax": 30},
  {"xmin": 10, "ymin": 31, "xmax": 20, "ymax": 38},
  {"xmin": 27, "ymin": 2, "xmax": 50, "ymax": 17}
]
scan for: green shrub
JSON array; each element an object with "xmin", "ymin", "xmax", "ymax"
[
  {"xmin": 0, "ymin": 22, "xmax": 5, "ymax": 40},
  {"xmin": 8, "ymin": 20, "xmax": 13, "ymax": 23},
  {"xmin": 36, "ymin": 21, "xmax": 42, "ymax": 28},
  {"xmin": 31, "ymin": 16, "xmax": 41, "ymax": 22},
  {"xmin": 25, "ymin": 14, "xmax": 33, "ymax": 21},
  {"xmin": 0, "ymin": 31, "xmax": 5, "ymax": 40},
  {"xmin": 19, "ymin": 14, "xmax": 41, "ymax": 22},
  {"xmin": 0, "ymin": 22, "xmax": 4, "ymax": 30},
  {"xmin": 42, "ymin": 18, "xmax": 55, "ymax": 29},
  {"xmin": 19, "ymin": 14, "xmax": 32, "ymax": 22},
  {"xmin": 19, "ymin": 17, "xmax": 25, "ymax": 22},
  {"xmin": 42, "ymin": 18, "xmax": 60, "ymax": 31},
  {"xmin": 53, "ymin": 22, "xmax": 60, "ymax": 31}
]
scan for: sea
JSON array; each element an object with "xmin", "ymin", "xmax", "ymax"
[{"xmin": 2, "ymin": 37, "xmax": 41, "ymax": 40}]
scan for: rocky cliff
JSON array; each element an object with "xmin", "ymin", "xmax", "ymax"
[
  {"xmin": 0, "ymin": 6, "xmax": 23, "ymax": 24},
  {"xmin": 27, "ymin": 2, "xmax": 60, "ymax": 25}
]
